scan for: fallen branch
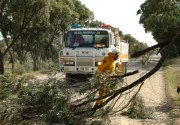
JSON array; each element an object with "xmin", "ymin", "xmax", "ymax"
[
  {"xmin": 72, "ymin": 32, "xmax": 180, "ymax": 115},
  {"xmin": 71, "ymin": 70, "xmax": 139, "ymax": 108},
  {"xmin": 89, "ymin": 32, "xmax": 180, "ymax": 114},
  {"xmin": 110, "ymin": 70, "xmax": 139, "ymax": 78},
  {"xmin": 90, "ymin": 47, "xmax": 169, "ymax": 114},
  {"xmin": 130, "ymin": 41, "xmax": 169, "ymax": 58}
]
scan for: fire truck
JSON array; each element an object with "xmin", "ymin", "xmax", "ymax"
[{"xmin": 59, "ymin": 24, "xmax": 129, "ymax": 78}]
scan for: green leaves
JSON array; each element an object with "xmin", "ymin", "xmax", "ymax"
[
  {"xmin": 138, "ymin": 0, "xmax": 180, "ymax": 40},
  {"xmin": 122, "ymin": 96, "xmax": 154, "ymax": 119},
  {"xmin": 123, "ymin": 34, "xmax": 148, "ymax": 55},
  {"xmin": 0, "ymin": 74, "xmax": 71, "ymax": 124},
  {"xmin": 0, "ymin": 0, "xmax": 93, "ymax": 72},
  {"xmin": 138, "ymin": 0, "xmax": 180, "ymax": 57}
]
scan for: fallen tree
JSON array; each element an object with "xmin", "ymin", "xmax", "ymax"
[{"xmin": 70, "ymin": 31, "xmax": 180, "ymax": 116}]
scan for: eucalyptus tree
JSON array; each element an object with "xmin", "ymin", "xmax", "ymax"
[
  {"xmin": 69, "ymin": 0, "xmax": 180, "ymax": 116},
  {"xmin": 0, "ymin": 0, "xmax": 94, "ymax": 73},
  {"xmin": 20, "ymin": 6, "xmax": 51, "ymax": 70},
  {"xmin": 123, "ymin": 34, "xmax": 148, "ymax": 55},
  {"xmin": 138, "ymin": 0, "xmax": 180, "ymax": 57},
  {"xmin": 0, "ymin": 0, "xmax": 50, "ymax": 73},
  {"xmin": 88, "ymin": 20, "xmax": 104, "ymax": 28},
  {"xmin": 72, "ymin": 0, "xmax": 94, "ymax": 26},
  {"xmin": 13, "ymin": 0, "xmax": 72, "ymax": 70}
]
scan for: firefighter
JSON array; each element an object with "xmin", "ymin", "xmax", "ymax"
[{"xmin": 95, "ymin": 50, "xmax": 120, "ymax": 105}]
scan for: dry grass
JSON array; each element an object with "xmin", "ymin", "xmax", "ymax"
[
  {"xmin": 164, "ymin": 57, "xmax": 180, "ymax": 106},
  {"xmin": 164, "ymin": 57, "xmax": 180, "ymax": 125}
]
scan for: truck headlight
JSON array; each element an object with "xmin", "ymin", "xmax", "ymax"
[
  {"xmin": 95, "ymin": 61, "xmax": 102, "ymax": 66},
  {"xmin": 63, "ymin": 61, "xmax": 75, "ymax": 66},
  {"xmin": 98, "ymin": 62, "xmax": 102, "ymax": 65}
]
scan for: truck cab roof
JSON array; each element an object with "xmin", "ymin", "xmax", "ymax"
[{"xmin": 68, "ymin": 28, "xmax": 113, "ymax": 33}]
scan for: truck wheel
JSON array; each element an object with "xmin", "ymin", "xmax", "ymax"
[
  {"xmin": 76, "ymin": 74, "xmax": 93, "ymax": 79},
  {"xmin": 65, "ymin": 73, "xmax": 75, "ymax": 84}
]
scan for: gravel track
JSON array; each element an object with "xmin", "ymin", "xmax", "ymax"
[{"xmin": 110, "ymin": 60, "xmax": 170, "ymax": 125}]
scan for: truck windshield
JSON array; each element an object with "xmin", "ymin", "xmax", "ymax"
[{"xmin": 65, "ymin": 30, "xmax": 109, "ymax": 48}]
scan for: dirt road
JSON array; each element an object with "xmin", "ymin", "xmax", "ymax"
[
  {"xmin": 34, "ymin": 57, "xmax": 172, "ymax": 125},
  {"xmin": 110, "ymin": 61, "xmax": 171, "ymax": 125}
]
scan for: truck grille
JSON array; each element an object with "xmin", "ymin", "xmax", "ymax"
[{"xmin": 76, "ymin": 61, "xmax": 93, "ymax": 66}]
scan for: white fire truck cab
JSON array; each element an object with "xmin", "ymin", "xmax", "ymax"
[{"xmin": 59, "ymin": 25, "xmax": 129, "ymax": 78}]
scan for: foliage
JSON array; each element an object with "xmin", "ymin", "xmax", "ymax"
[
  {"xmin": 121, "ymin": 96, "xmax": 154, "ymax": 119},
  {"xmin": 123, "ymin": 34, "xmax": 151, "ymax": 65},
  {"xmin": 0, "ymin": 74, "xmax": 18, "ymax": 100},
  {"xmin": 40, "ymin": 59, "xmax": 59, "ymax": 71},
  {"xmin": 138, "ymin": 0, "xmax": 180, "ymax": 57},
  {"xmin": 123, "ymin": 34, "xmax": 148, "ymax": 55},
  {"xmin": 0, "ymin": 73, "xmax": 76, "ymax": 124},
  {"xmin": 87, "ymin": 20, "xmax": 104, "ymax": 28},
  {"xmin": 72, "ymin": 72, "xmax": 124, "ymax": 119},
  {"xmin": 72, "ymin": 0, "xmax": 94, "ymax": 25},
  {"xmin": 0, "ymin": 0, "xmax": 93, "ymax": 73},
  {"xmin": 79, "ymin": 72, "xmax": 123, "ymax": 96},
  {"xmin": 13, "ymin": 63, "xmax": 26, "ymax": 75}
]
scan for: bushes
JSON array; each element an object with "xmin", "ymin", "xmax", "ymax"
[
  {"xmin": 0, "ymin": 72, "xmax": 118, "ymax": 124},
  {"xmin": 122, "ymin": 96, "xmax": 154, "ymax": 119},
  {"xmin": 0, "ymin": 74, "xmax": 19, "ymax": 100},
  {"xmin": 4, "ymin": 56, "xmax": 59, "ymax": 75},
  {"xmin": 0, "ymin": 72, "xmax": 157, "ymax": 124},
  {"xmin": 0, "ymin": 74, "xmax": 72, "ymax": 124},
  {"xmin": 13, "ymin": 63, "xmax": 26, "ymax": 75}
]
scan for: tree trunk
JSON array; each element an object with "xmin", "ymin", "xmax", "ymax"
[
  {"xmin": 8, "ymin": 51, "xmax": 14, "ymax": 74},
  {"xmin": 0, "ymin": 51, "xmax": 4, "ymax": 74},
  {"xmin": 30, "ymin": 51, "xmax": 38, "ymax": 71}
]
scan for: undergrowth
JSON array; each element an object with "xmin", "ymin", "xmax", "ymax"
[
  {"xmin": 0, "ymin": 73, "xmax": 75, "ymax": 124},
  {"xmin": 121, "ymin": 96, "xmax": 154, "ymax": 119},
  {"xmin": 0, "ymin": 71, "xmax": 125, "ymax": 125}
]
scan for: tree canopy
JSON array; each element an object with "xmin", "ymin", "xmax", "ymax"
[
  {"xmin": 138, "ymin": 0, "xmax": 180, "ymax": 57},
  {"xmin": 123, "ymin": 34, "xmax": 148, "ymax": 55},
  {"xmin": 0, "ymin": 0, "xmax": 93, "ymax": 73}
]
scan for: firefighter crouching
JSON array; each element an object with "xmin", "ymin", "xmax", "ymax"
[{"xmin": 95, "ymin": 50, "xmax": 120, "ymax": 105}]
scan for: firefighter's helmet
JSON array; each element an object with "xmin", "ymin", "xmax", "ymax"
[
  {"xmin": 111, "ymin": 49, "xmax": 120, "ymax": 60},
  {"xmin": 112, "ymin": 49, "xmax": 120, "ymax": 55}
]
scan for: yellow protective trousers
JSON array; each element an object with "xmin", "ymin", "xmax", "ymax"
[
  {"xmin": 95, "ymin": 52, "xmax": 116, "ymax": 105},
  {"xmin": 96, "ymin": 87, "xmax": 109, "ymax": 105}
]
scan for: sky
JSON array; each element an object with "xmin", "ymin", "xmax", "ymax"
[
  {"xmin": 80, "ymin": 0, "xmax": 157, "ymax": 46},
  {"xmin": 0, "ymin": 33, "xmax": 2, "ymax": 40},
  {"xmin": 0, "ymin": 0, "xmax": 157, "ymax": 46}
]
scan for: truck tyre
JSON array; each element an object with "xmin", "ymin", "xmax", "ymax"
[{"xmin": 65, "ymin": 73, "xmax": 76, "ymax": 84}]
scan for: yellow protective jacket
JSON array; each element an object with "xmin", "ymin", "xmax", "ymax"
[
  {"xmin": 95, "ymin": 52, "xmax": 116, "ymax": 105},
  {"xmin": 98, "ymin": 52, "xmax": 116, "ymax": 73}
]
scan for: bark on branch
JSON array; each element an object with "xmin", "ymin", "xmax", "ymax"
[
  {"xmin": 71, "ymin": 70, "xmax": 139, "ymax": 109},
  {"xmin": 90, "ymin": 32, "xmax": 180, "ymax": 114},
  {"xmin": 130, "ymin": 41, "xmax": 169, "ymax": 58},
  {"xmin": 110, "ymin": 70, "xmax": 139, "ymax": 78},
  {"xmin": 90, "ymin": 46, "xmax": 169, "ymax": 114},
  {"xmin": 72, "ymin": 32, "xmax": 180, "ymax": 115},
  {"xmin": 131, "ymin": 31, "xmax": 180, "ymax": 58}
]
